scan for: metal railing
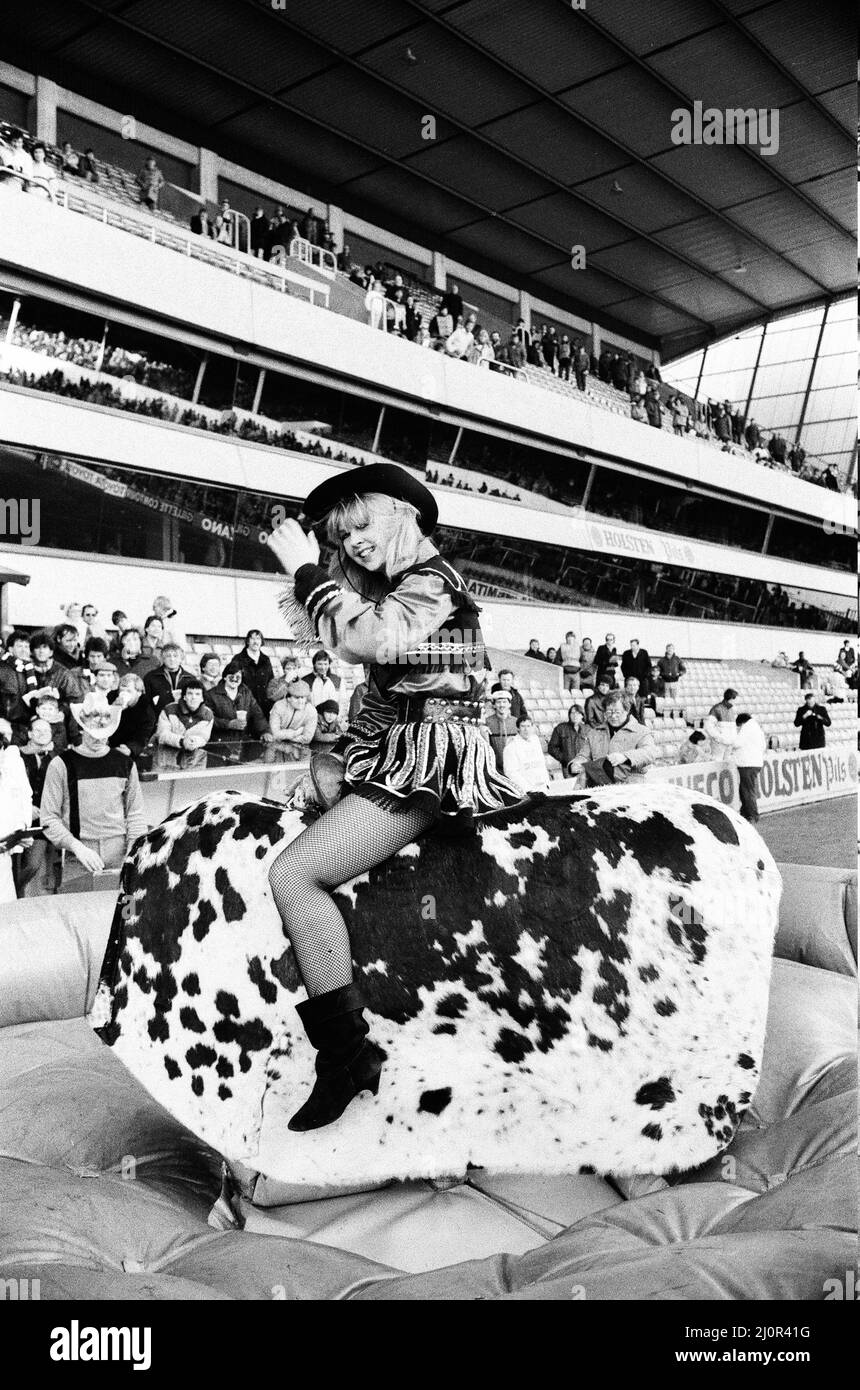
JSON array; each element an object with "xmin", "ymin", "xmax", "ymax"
[
  {"xmin": 288, "ymin": 235, "xmax": 337, "ymax": 277},
  {"xmin": 49, "ymin": 183, "xmax": 330, "ymax": 309}
]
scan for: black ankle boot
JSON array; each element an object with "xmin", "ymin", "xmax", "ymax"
[{"xmin": 289, "ymin": 984, "xmax": 384, "ymax": 1132}]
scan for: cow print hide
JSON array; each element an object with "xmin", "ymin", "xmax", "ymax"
[{"xmin": 88, "ymin": 785, "xmax": 780, "ymax": 1189}]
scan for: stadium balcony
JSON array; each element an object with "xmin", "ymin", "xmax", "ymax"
[{"xmin": 0, "ymin": 165, "xmax": 851, "ymax": 509}]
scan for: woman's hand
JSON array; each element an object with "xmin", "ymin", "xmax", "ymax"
[{"xmin": 267, "ymin": 518, "xmax": 320, "ymax": 576}]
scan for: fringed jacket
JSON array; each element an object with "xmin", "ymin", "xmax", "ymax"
[{"xmin": 283, "ymin": 538, "xmax": 489, "ymax": 742}]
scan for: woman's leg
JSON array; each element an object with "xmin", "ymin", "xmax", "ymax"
[{"xmin": 268, "ymin": 794, "xmax": 435, "ymax": 996}]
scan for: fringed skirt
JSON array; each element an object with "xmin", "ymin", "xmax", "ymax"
[{"xmin": 343, "ymin": 719, "xmax": 525, "ymax": 828}]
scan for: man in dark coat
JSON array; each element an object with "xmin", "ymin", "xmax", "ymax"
[
  {"xmin": 794, "ymin": 692, "xmax": 831, "ymax": 750},
  {"xmin": 143, "ymin": 644, "xmax": 193, "ymax": 714},
  {"xmin": 231, "ymin": 630, "xmax": 276, "ymax": 715},
  {"xmin": 621, "ymin": 639, "xmax": 652, "ymax": 695},
  {"xmin": 594, "ymin": 633, "xmax": 621, "ymax": 688},
  {"xmin": 109, "ymin": 675, "xmax": 158, "ymax": 761},
  {"xmin": 204, "ymin": 663, "xmax": 272, "ymax": 744}
]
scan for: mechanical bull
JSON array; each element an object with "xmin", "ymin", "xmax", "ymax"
[{"xmin": 89, "ymin": 784, "xmax": 781, "ymax": 1189}]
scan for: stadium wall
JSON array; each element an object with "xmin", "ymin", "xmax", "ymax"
[{"xmin": 0, "ymin": 545, "xmax": 847, "ymax": 665}]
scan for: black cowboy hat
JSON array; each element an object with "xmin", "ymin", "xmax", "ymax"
[{"xmin": 302, "ymin": 464, "xmax": 438, "ymax": 534}]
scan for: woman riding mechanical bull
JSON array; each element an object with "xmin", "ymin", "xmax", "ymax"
[{"xmin": 264, "ymin": 464, "xmax": 525, "ymax": 1133}]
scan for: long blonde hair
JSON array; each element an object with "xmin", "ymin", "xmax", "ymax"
[{"xmin": 324, "ymin": 492, "xmax": 426, "ymax": 600}]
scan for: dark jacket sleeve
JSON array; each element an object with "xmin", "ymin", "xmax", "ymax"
[
  {"xmin": 245, "ymin": 693, "xmax": 269, "ymax": 737},
  {"xmin": 547, "ymin": 724, "xmax": 565, "ymax": 766},
  {"xmin": 204, "ymin": 690, "xmax": 236, "ymax": 731}
]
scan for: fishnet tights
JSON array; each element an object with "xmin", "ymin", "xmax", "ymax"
[{"xmin": 268, "ymin": 794, "xmax": 434, "ymax": 996}]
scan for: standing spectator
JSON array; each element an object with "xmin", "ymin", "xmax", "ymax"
[
  {"xmin": 578, "ymin": 691, "xmax": 656, "ymax": 785},
  {"xmin": 429, "ymin": 307, "xmax": 453, "ymax": 343},
  {"xmin": 731, "ymin": 407, "xmax": 746, "ymax": 445},
  {"xmin": 301, "ymin": 206, "xmax": 318, "ymax": 244},
  {"xmin": 143, "ymin": 643, "xmax": 193, "ymax": 713},
  {"xmin": 502, "ymin": 717, "xmax": 550, "ymax": 793},
  {"xmin": 78, "ymin": 148, "xmax": 99, "ymax": 183},
  {"xmin": 365, "ymin": 279, "xmax": 387, "ymax": 331},
  {"xmin": 671, "ymin": 396, "xmax": 690, "ymax": 436},
  {"xmin": 794, "ymin": 691, "xmax": 831, "ymax": 750},
  {"xmin": 573, "ymin": 341, "xmax": 589, "ymax": 392},
  {"xmin": 556, "ymin": 631, "xmax": 580, "ymax": 690},
  {"xmin": 152, "ymin": 596, "xmax": 187, "ymax": 653},
  {"xmin": 744, "ymin": 419, "xmax": 761, "ymax": 451},
  {"xmin": 524, "ymin": 638, "xmax": 545, "ymax": 661},
  {"xmin": 190, "ymin": 206, "xmax": 213, "ymax": 237},
  {"xmin": 704, "ymin": 688, "xmax": 739, "ymax": 762},
  {"xmin": 679, "ymin": 729, "xmax": 711, "ymax": 765},
  {"xmin": 790, "ymin": 651, "xmax": 814, "ymax": 690},
  {"xmin": 28, "ymin": 143, "xmax": 57, "ymax": 197},
  {"xmin": 769, "ymin": 433, "xmax": 788, "ymax": 466},
  {"xmin": 644, "ymin": 388, "xmax": 662, "ymax": 430},
  {"xmin": 770, "ymin": 651, "xmax": 789, "ymax": 669},
  {"xmin": 52, "ymin": 623, "xmax": 82, "ymax": 673},
  {"xmin": 548, "ymin": 703, "xmax": 589, "ymax": 778},
  {"xmin": 584, "ymin": 676, "xmax": 612, "ymax": 728},
  {"xmin": 0, "ymin": 632, "xmax": 37, "ymax": 742},
  {"xmin": 577, "ymin": 638, "xmax": 596, "ymax": 688},
  {"xmin": 14, "ymin": 717, "xmax": 62, "ymax": 897},
  {"xmin": 512, "ymin": 318, "xmax": 531, "ymax": 352},
  {"xmin": 541, "ymin": 327, "xmax": 557, "ymax": 375},
  {"xmin": 441, "ymin": 284, "xmax": 464, "ymax": 323},
  {"xmin": 484, "ymin": 690, "xmax": 519, "ymax": 771},
  {"xmin": 444, "ymin": 316, "xmax": 474, "ymax": 359},
  {"xmin": 29, "ymin": 631, "xmax": 77, "ymax": 704},
  {"xmin": 1, "ymin": 131, "xmax": 33, "ymax": 187},
  {"xmin": 404, "ymin": 296, "xmax": 422, "ymax": 342},
  {"xmin": 249, "ymin": 206, "xmax": 268, "ymax": 258},
  {"xmin": 109, "ymin": 674, "xmax": 157, "ymax": 761},
  {"xmin": 557, "ymin": 335, "xmax": 572, "ymax": 381},
  {"xmin": 623, "ymin": 676, "xmax": 654, "ymax": 725},
  {"xmin": 232, "ymin": 630, "xmax": 276, "ymax": 714},
  {"xmin": 156, "ymin": 678, "xmax": 214, "ymax": 753},
  {"xmin": 610, "ymin": 354, "xmax": 628, "ymax": 392},
  {"xmin": 137, "ymin": 156, "xmax": 165, "ymax": 211},
  {"xmin": 630, "ymin": 397, "xmax": 648, "ymax": 423},
  {"xmin": 492, "ymin": 670, "xmax": 529, "ymax": 722},
  {"xmin": 835, "ymin": 642, "xmax": 855, "ymax": 673},
  {"xmin": 657, "ymin": 644, "xmax": 686, "ymax": 697},
  {"xmin": 109, "ymin": 610, "xmax": 133, "ymax": 657},
  {"xmin": 730, "ymin": 713, "xmax": 767, "ymax": 823},
  {"xmin": 621, "ymin": 638, "xmax": 652, "ymax": 694},
  {"xmin": 204, "ymin": 662, "xmax": 271, "ymax": 744},
  {"xmin": 115, "ymin": 628, "xmax": 158, "ymax": 681},
  {"xmin": 305, "ymin": 650, "xmax": 341, "ymax": 713},
  {"xmin": 198, "ymin": 652, "xmax": 223, "ymax": 693},
  {"xmin": 0, "ymin": 719, "xmax": 32, "ymax": 903},
  {"xmin": 60, "ymin": 141, "xmax": 81, "ymax": 177},
  {"xmin": 595, "ymin": 633, "xmax": 620, "ymax": 688},
  {"xmin": 714, "ymin": 406, "xmax": 732, "ymax": 445},
  {"xmin": 40, "ymin": 691, "xmax": 148, "ymax": 886},
  {"xmin": 268, "ymin": 677, "xmax": 318, "ymax": 752}
]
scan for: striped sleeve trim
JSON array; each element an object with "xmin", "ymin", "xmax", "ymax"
[{"xmin": 306, "ymin": 580, "xmax": 340, "ymax": 626}]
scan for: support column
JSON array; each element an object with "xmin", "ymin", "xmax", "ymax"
[
  {"xmin": 251, "ymin": 368, "xmax": 266, "ymax": 416},
  {"xmin": 0, "ymin": 297, "xmax": 21, "ymax": 370},
  {"xmin": 431, "ymin": 251, "xmax": 446, "ymax": 292},
  {"xmin": 33, "ymin": 77, "xmax": 59, "ymax": 145},
  {"xmin": 197, "ymin": 148, "xmax": 219, "ymax": 206},
  {"xmin": 591, "ymin": 324, "xmax": 601, "ymax": 361},
  {"xmin": 580, "ymin": 462, "xmax": 596, "ymax": 512},
  {"xmin": 371, "ymin": 405, "xmax": 386, "ymax": 455},
  {"xmin": 191, "ymin": 353, "xmax": 208, "ymax": 405},
  {"xmin": 761, "ymin": 513, "xmax": 774, "ymax": 554},
  {"xmin": 518, "ymin": 290, "xmax": 531, "ymax": 332},
  {"xmin": 447, "ymin": 426, "xmax": 463, "ymax": 465}
]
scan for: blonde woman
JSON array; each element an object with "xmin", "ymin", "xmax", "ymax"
[{"xmin": 266, "ymin": 464, "xmax": 523, "ymax": 1131}]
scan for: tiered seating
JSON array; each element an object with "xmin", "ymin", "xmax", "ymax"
[{"xmin": 513, "ymin": 658, "xmax": 856, "ymax": 780}]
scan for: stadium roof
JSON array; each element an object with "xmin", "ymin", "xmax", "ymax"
[{"xmin": 7, "ymin": 0, "xmax": 856, "ymax": 357}]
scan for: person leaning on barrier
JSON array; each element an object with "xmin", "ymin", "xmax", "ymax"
[
  {"xmin": 577, "ymin": 691, "xmax": 657, "ymax": 786},
  {"xmin": 268, "ymin": 677, "xmax": 318, "ymax": 752},
  {"xmin": 678, "ymin": 729, "xmax": 711, "ymax": 765},
  {"xmin": 108, "ymin": 674, "xmax": 157, "ymax": 761},
  {"xmin": 156, "ymin": 677, "xmax": 214, "ymax": 754},
  {"xmin": 205, "ymin": 662, "xmax": 272, "ymax": 744},
  {"xmin": 547, "ymin": 702, "xmax": 589, "ymax": 778}
]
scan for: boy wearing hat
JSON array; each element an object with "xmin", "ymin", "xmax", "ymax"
[{"xmin": 40, "ymin": 691, "xmax": 148, "ymax": 887}]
